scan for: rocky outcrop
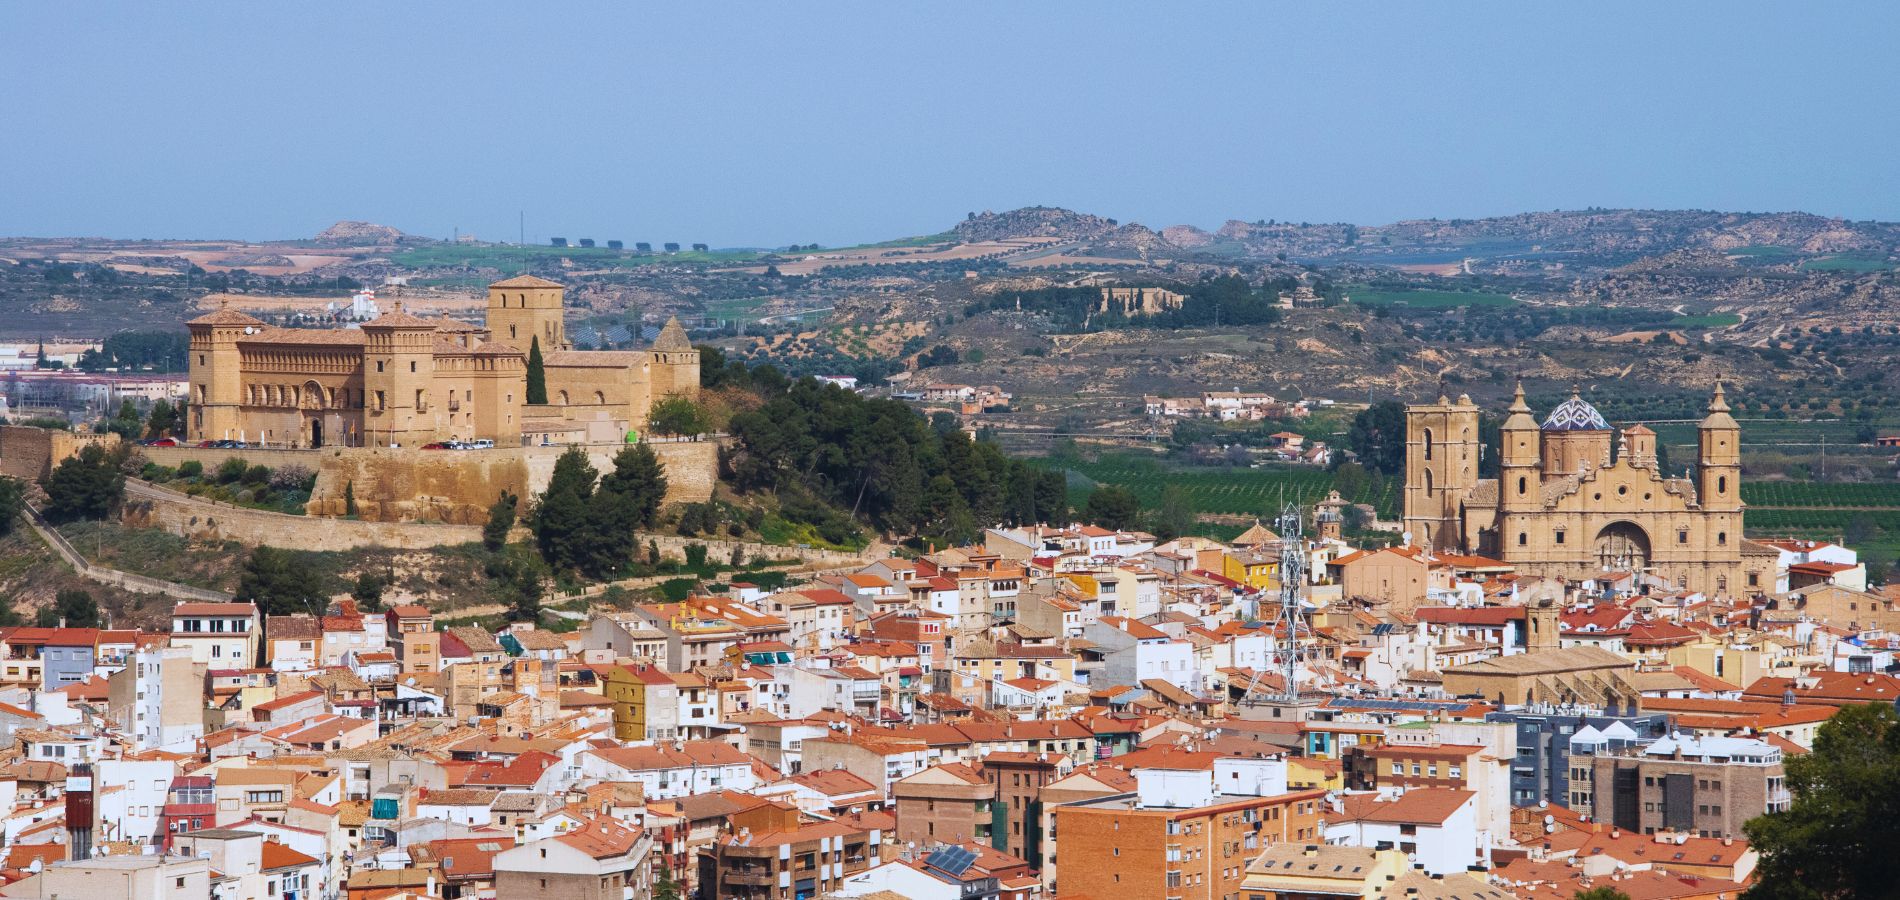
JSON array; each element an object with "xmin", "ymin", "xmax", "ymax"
[{"xmin": 314, "ymin": 220, "xmax": 409, "ymax": 244}]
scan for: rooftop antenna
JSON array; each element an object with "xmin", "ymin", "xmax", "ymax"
[{"xmin": 1243, "ymin": 502, "xmax": 1306, "ymax": 706}]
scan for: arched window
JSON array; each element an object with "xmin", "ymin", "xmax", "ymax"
[
  {"xmin": 1517, "ymin": 475, "xmax": 1528, "ymax": 496},
  {"xmin": 1717, "ymin": 575, "xmax": 1728, "ymax": 593},
  {"xmin": 593, "ymin": 391, "xmax": 605, "ymax": 405},
  {"xmin": 1517, "ymin": 532, "xmax": 1527, "ymax": 547},
  {"xmin": 1718, "ymin": 475, "xmax": 1728, "ymax": 494},
  {"xmin": 1423, "ymin": 468, "xmax": 1434, "ymax": 493},
  {"xmin": 1423, "ymin": 428, "xmax": 1434, "ymax": 461},
  {"xmin": 1718, "ymin": 531, "xmax": 1728, "ymax": 546},
  {"xmin": 557, "ymin": 390, "xmax": 569, "ymax": 405}
]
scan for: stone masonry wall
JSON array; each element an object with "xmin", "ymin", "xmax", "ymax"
[
  {"xmin": 141, "ymin": 440, "xmax": 717, "ymax": 525},
  {"xmin": 0, "ymin": 426, "xmax": 120, "ymax": 481}
]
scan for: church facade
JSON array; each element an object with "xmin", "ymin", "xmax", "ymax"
[
  {"xmin": 186, "ymin": 276, "xmax": 698, "ymax": 448},
  {"xmin": 1402, "ymin": 384, "xmax": 1775, "ymax": 597}
]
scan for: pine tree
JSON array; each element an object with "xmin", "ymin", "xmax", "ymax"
[
  {"xmin": 532, "ymin": 447, "xmax": 597, "ymax": 574},
  {"xmin": 525, "ymin": 336, "xmax": 548, "ymax": 405},
  {"xmin": 483, "ymin": 490, "xmax": 518, "ymax": 551}
]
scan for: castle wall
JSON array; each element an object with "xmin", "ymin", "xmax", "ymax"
[
  {"xmin": 0, "ymin": 426, "xmax": 120, "ymax": 482},
  {"xmin": 121, "ymin": 475, "xmax": 857, "ymax": 567},
  {"xmin": 147, "ymin": 440, "xmax": 715, "ymax": 525}
]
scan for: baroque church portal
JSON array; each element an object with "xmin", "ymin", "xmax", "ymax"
[{"xmin": 1402, "ymin": 383, "xmax": 1774, "ymax": 597}]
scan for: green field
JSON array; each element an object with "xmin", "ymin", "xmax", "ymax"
[
  {"xmin": 1800, "ymin": 253, "xmax": 1893, "ymax": 273},
  {"xmin": 1725, "ymin": 245, "xmax": 1797, "ymax": 258},
  {"xmin": 1059, "ymin": 454, "xmax": 1402, "ymax": 522},
  {"xmin": 1741, "ymin": 481, "xmax": 1900, "ymax": 508},
  {"xmin": 1669, "ymin": 313, "xmax": 1742, "ymax": 328},
  {"xmin": 1343, "ymin": 288, "xmax": 1516, "ymax": 308}
]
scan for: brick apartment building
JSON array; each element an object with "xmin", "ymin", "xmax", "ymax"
[
  {"xmin": 892, "ymin": 763, "xmax": 996, "ymax": 847},
  {"xmin": 1051, "ymin": 752, "xmax": 1324, "ymax": 900},
  {"xmin": 701, "ymin": 801, "xmax": 884, "ymax": 900},
  {"xmin": 1585, "ymin": 734, "xmax": 1790, "ymax": 839}
]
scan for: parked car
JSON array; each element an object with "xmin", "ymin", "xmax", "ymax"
[
  {"xmin": 139, "ymin": 437, "xmax": 181, "ymax": 447},
  {"xmin": 420, "ymin": 441, "xmax": 453, "ymax": 450},
  {"xmin": 466, "ymin": 439, "xmax": 495, "ymax": 450}
]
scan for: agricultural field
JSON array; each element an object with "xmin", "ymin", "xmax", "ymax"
[
  {"xmin": 1342, "ymin": 287, "xmax": 1516, "ymax": 308},
  {"xmin": 1060, "ymin": 454, "xmax": 1402, "ymax": 522},
  {"xmin": 1799, "ymin": 253, "xmax": 1893, "ymax": 273},
  {"xmin": 1669, "ymin": 313, "xmax": 1742, "ymax": 328},
  {"xmin": 1740, "ymin": 481, "xmax": 1900, "ymax": 508}
]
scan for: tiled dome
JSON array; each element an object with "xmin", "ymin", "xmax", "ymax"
[{"xmin": 1542, "ymin": 392, "xmax": 1610, "ymax": 431}]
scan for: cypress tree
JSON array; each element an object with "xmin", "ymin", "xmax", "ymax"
[{"xmin": 525, "ymin": 336, "xmax": 548, "ymax": 405}]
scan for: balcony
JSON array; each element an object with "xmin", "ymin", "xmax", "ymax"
[{"xmin": 723, "ymin": 868, "xmax": 774, "ymax": 887}]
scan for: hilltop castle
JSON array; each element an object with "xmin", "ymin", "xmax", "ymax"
[
  {"xmin": 186, "ymin": 276, "xmax": 698, "ymax": 448},
  {"xmin": 1402, "ymin": 383, "xmax": 1775, "ymax": 596}
]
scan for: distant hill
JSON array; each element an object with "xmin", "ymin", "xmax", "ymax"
[
  {"xmin": 1161, "ymin": 209, "xmax": 1900, "ymax": 264},
  {"xmin": 313, "ymin": 220, "xmax": 412, "ymax": 245},
  {"xmin": 950, "ymin": 205, "xmax": 1900, "ymax": 269}
]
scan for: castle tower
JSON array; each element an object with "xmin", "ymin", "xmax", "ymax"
[
  {"xmin": 638, "ymin": 316, "xmax": 701, "ymax": 429},
  {"xmin": 361, "ymin": 301, "xmax": 439, "ymax": 447},
  {"xmin": 185, "ymin": 302, "xmax": 264, "ymax": 442},
  {"xmin": 485, "ymin": 275, "xmax": 567, "ymax": 351},
  {"xmin": 1697, "ymin": 383, "xmax": 1742, "ymax": 512},
  {"xmin": 1402, "ymin": 393, "xmax": 1481, "ymax": 551}
]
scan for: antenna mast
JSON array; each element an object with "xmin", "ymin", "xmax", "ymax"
[{"xmin": 1273, "ymin": 502, "xmax": 1306, "ymax": 703}]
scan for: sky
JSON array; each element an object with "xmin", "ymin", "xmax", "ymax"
[{"xmin": 2, "ymin": 3, "xmax": 1897, "ymax": 246}]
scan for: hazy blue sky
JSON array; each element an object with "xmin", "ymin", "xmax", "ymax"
[{"xmin": 2, "ymin": 3, "xmax": 1896, "ymax": 246}]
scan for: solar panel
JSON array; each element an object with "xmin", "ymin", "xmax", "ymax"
[{"xmin": 926, "ymin": 846, "xmax": 978, "ymax": 876}]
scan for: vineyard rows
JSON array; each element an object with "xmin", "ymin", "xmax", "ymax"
[
  {"xmin": 1740, "ymin": 481, "xmax": 1900, "ymax": 508},
  {"xmin": 1064, "ymin": 457, "xmax": 1402, "ymax": 520}
]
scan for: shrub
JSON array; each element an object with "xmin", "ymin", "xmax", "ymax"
[
  {"xmin": 657, "ymin": 577, "xmax": 696, "ymax": 601},
  {"xmin": 176, "ymin": 460, "xmax": 203, "ymax": 480},
  {"xmin": 242, "ymin": 465, "xmax": 271, "ymax": 486},
  {"xmin": 216, "ymin": 457, "xmax": 248, "ymax": 484}
]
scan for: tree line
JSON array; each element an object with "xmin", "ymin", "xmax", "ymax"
[{"xmin": 718, "ymin": 365, "xmax": 1068, "ymax": 547}]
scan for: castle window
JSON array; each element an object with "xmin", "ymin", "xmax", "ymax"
[
  {"xmin": 199, "ymin": 354, "xmax": 205, "ymax": 366},
  {"xmin": 510, "ymin": 325, "xmax": 517, "ymax": 339},
  {"xmin": 374, "ymin": 391, "xmax": 386, "ymax": 410},
  {"xmin": 1748, "ymin": 572, "xmax": 1759, "ymax": 588},
  {"xmin": 1718, "ymin": 531, "xmax": 1727, "ymax": 546},
  {"xmin": 1518, "ymin": 532, "xmax": 1527, "ymax": 547},
  {"xmin": 1718, "ymin": 475, "xmax": 1728, "ymax": 494},
  {"xmin": 558, "ymin": 390, "xmax": 569, "ymax": 406},
  {"xmin": 410, "ymin": 361, "xmax": 416, "ymax": 373},
  {"xmin": 1617, "ymin": 485, "xmax": 1628, "ymax": 496},
  {"xmin": 1517, "ymin": 476, "xmax": 1527, "ymax": 495},
  {"xmin": 376, "ymin": 361, "xmax": 384, "ymax": 373},
  {"xmin": 1423, "ymin": 428, "xmax": 1434, "ymax": 461},
  {"xmin": 1678, "ymin": 530, "xmax": 1689, "ymax": 544},
  {"xmin": 1717, "ymin": 575, "xmax": 1728, "ymax": 592},
  {"xmin": 1555, "ymin": 530, "xmax": 1566, "ymax": 545},
  {"xmin": 594, "ymin": 391, "xmax": 605, "ymax": 405}
]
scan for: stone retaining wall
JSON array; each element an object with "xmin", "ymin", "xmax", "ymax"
[
  {"xmin": 122, "ymin": 478, "xmax": 876, "ymax": 567},
  {"xmin": 0, "ymin": 426, "xmax": 120, "ymax": 481},
  {"xmin": 138, "ymin": 440, "xmax": 717, "ymax": 525}
]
